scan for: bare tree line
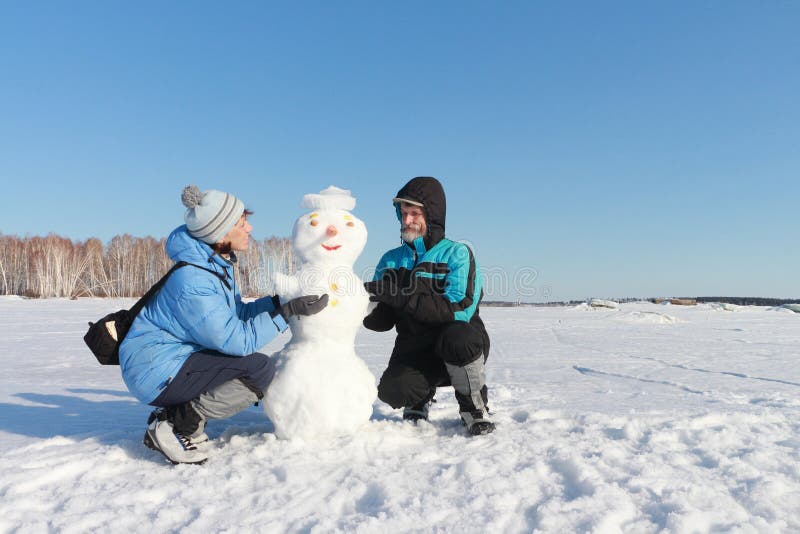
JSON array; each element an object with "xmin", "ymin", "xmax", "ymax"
[{"xmin": 0, "ymin": 233, "xmax": 296, "ymax": 298}]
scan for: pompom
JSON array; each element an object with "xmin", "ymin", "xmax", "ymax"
[{"xmin": 181, "ymin": 185, "xmax": 203, "ymax": 209}]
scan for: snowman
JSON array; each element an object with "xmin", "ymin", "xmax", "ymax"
[{"xmin": 263, "ymin": 186, "xmax": 377, "ymax": 439}]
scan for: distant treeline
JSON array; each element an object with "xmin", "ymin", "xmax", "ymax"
[
  {"xmin": 484, "ymin": 298, "xmax": 646, "ymax": 307},
  {"xmin": 0, "ymin": 233, "xmax": 297, "ymax": 298},
  {"xmin": 484, "ymin": 296, "xmax": 799, "ymax": 307},
  {"xmin": 694, "ymin": 296, "xmax": 800, "ymax": 306}
]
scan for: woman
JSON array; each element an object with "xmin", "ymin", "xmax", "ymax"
[{"xmin": 120, "ymin": 185, "xmax": 327, "ymax": 464}]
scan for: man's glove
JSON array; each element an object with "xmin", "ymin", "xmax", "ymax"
[
  {"xmin": 278, "ymin": 294, "xmax": 329, "ymax": 319},
  {"xmin": 364, "ymin": 279, "xmax": 408, "ymax": 309},
  {"xmin": 363, "ymin": 302, "xmax": 397, "ymax": 332}
]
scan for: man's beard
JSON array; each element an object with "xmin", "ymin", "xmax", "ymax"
[{"xmin": 401, "ymin": 225, "xmax": 424, "ymax": 244}]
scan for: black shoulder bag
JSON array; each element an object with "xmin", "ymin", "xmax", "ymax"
[{"xmin": 83, "ymin": 261, "xmax": 230, "ymax": 365}]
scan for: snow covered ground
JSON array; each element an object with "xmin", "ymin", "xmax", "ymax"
[{"xmin": 1, "ymin": 297, "xmax": 799, "ymax": 533}]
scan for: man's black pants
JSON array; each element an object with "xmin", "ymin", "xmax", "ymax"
[{"xmin": 377, "ymin": 322, "xmax": 489, "ymax": 409}]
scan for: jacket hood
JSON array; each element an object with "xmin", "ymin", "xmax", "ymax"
[
  {"xmin": 393, "ymin": 176, "xmax": 446, "ymax": 249},
  {"xmin": 166, "ymin": 225, "xmax": 230, "ymax": 270}
]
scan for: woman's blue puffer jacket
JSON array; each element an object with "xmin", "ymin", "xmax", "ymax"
[{"xmin": 119, "ymin": 225, "xmax": 288, "ymax": 403}]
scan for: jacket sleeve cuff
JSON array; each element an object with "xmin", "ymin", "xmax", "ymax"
[
  {"xmin": 272, "ymin": 312, "xmax": 289, "ymax": 333},
  {"xmin": 269, "ymin": 295, "xmax": 281, "ymax": 313}
]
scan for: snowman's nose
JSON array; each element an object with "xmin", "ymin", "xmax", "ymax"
[{"xmin": 326, "ymin": 225, "xmax": 338, "ymax": 237}]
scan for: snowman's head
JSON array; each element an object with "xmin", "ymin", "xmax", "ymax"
[{"xmin": 292, "ymin": 186, "xmax": 368, "ymax": 266}]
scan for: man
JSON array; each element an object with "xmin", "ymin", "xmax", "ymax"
[{"xmin": 363, "ymin": 176, "xmax": 494, "ymax": 436}]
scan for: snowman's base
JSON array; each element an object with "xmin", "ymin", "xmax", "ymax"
[{"xmin": 263, "ymin": 342, "xmax": 377, "ymax": 440}]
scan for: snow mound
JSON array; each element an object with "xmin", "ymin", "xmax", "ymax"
[
  {"xmin": 705, "ymin": 302, "xmax": 740, "ymax": 312},
  {"xmin": 616, "ymin": 311, "xmax": 680, "ymax": 324},
  {"xmin": 767, "ymin": 306, "xmax": 796, "ymax": 314},
  {"xmin": 589, "ymin": 298, "xmax": 619, "ymax": 309},
  {"xmin": 573, "ymin": 300, "xmax": 619, "ymax": 312},
  {"xmin": 780, "ymin": 303, "xmax": 800, "ymax": 314}
]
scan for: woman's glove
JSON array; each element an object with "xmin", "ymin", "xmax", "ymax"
[{"xmin": 279, "ymin": 294, "xmax": 329, "ymax": 319}]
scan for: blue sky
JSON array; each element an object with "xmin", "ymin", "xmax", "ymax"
[{"xmin": 1, "ymin": 1, "xmax": 798, "ymax": 301}]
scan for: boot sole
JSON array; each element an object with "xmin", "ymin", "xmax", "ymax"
[
  {"xmin": 143, "ymin": 431, "xmax": 207, "ymax": 466},
  {"xmin": 469, "ymin": 424, "xmax": 496, "ymax": 436},
  {"xmin": 460, "ymin": 418, "xmax": 496, "ymax": 436}
]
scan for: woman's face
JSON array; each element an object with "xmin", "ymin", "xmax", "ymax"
[{"xmin": 219, "ymin": 214, "xmax": 252, "ymax": 252}]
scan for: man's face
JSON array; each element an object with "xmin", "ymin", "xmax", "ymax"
[{"xmin": 399, "ymin": 203, "xmax": 427, "ymax": 244}]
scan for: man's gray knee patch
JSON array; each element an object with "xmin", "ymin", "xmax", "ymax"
[{"xmin": 445, "ymin": 358, "xmax": 486, "ymax": 412}]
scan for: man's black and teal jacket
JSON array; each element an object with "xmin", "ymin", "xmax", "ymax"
[
  {"xmin": 364, "ymin": 177, "xmax": 489, "ymax": 351},
  {"xmin": 371, "ymin": 237, "xmax": 483, "ymax": 325}
]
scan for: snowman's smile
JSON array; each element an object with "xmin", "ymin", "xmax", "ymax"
[{"xmin": 322, "ymin": 244, "xmax": 342, "ymax": 251}]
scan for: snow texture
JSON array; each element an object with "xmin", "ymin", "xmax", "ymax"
[
  {"xmin": 264, "ymin": 187, "xmax": 376, "ymax": 439},
  {"xmin": 1, "ymin": 298, "xmax": 799, "ymax": 533}
]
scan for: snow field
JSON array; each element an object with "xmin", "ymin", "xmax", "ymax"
[{"xmin": 0, "ymin": 298, "xmax": 798, "ymax": 533}]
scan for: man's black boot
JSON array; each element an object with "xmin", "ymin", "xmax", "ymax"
[
  {"xmin": 403, "ymin": 390, "xmax": 436, "ymax": 422},
  {"xmin": 446, "ymin": 359, "xmax": 495, "ymax": 436}
]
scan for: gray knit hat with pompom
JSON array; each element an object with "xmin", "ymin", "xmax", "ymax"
[{"xmin": 181, "ymin": 185, "xmax": 245, "ymax": 244}]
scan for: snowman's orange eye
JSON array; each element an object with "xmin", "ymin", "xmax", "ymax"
[
  {"xmin": 346, "ymin": 221, "xmax": 355, "ymax": 227},
  {"xmin": 310, "ymin": 220, "xmax": 319, "ymax": 227}
]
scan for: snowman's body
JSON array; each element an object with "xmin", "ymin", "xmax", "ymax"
[{"xmin": 263, "ymin": 187, "xmax": 377, "ymax": 439}]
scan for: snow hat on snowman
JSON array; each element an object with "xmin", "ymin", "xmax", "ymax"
[
  {"xmin": 301, "ymin": 185, "xmax": 356, "ymax": 210},
  {"xmin": 181, "ymin": 185, "xmax": 245, "ymax": 244}
]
